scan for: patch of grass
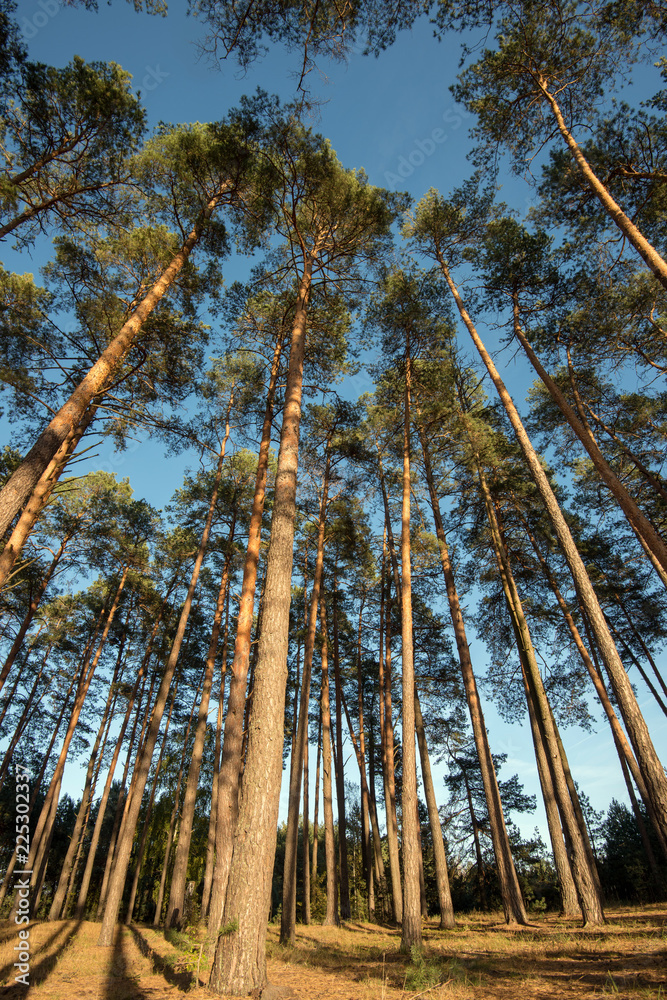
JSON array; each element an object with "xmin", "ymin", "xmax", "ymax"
[{"xmin": 404, "ymin": 945, "xmax": 443, "ymax": 991}]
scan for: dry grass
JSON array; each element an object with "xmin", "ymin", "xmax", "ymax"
[{"xmin": 0, "ymin": 905, "xmax": 665, "ymax": 999}]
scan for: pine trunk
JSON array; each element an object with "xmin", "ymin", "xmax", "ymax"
[
  {"xmin": 280, "ymin": 448, "xmax": 331, "ymax": 945},
  {"xmin": 414, "ymin": 688, "xmax": 455, "ymax": 928},
  {"xmin": 319, "ymin": 598, "xmax": 340, "ymax": 928},
  {"xmin": 0, "ymin": 191, "xmax": 227, "ymax": 540},
  {"xmin": 166, "ymin": 530, "xmax": 235, "ymax": 929},
  {"xmin": 209, "ymin": 258, "xmax": 314, "ymax": 994},
  {"xmin": 439, "ymin": 254, "xmax": 667, "ymax": 862},
  {"xmin": 399, "ymin": 354, "xmax": 422, "ymax": 953},
  {"xmin": 97, "ymin": 421, "xmax": 230, "ymax": 947},
  {"xmin": 206, "ymin": 327, "xmax": 285, "ymax": 941}
]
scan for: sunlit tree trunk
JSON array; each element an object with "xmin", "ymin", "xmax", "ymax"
[
  {"xmin": 167, "ymin": 527, "xmax": 235, "ymax": 929},
  {"xmin": 209, "ymin": 257, "xmax": 317, "ymax": 993},
  {"xmin": 124, "ymin": 678, "xmax": 180, "ymax": 924},
  {"xmin": 281, "ymin": 445, "xmax": 331, "ymax": 944},
  {"xmin": 98, "ymin": 416, "xmax": 231, "ymax": 947},
  {"xmin": 206, "ymin": 328, "xmax": 285, "ymax": 942},
  {"xmin": 332, "ymin": 574, "xmax": 351, "ymax": 921},
  {"xmin": 414, "ymin": 688, "xmax": 455, "ymax": 928},
  {"xmin": 0, "ymin": 190, "xmax": 228, "ymax": 541},
  {"xmin": 398, "ymin": 351, "xmax": 422, "ymax": 952},
  {"xmin": 439, "ymin": 254, "xmax": 667, "ymax": 863},
  {"xmin": 319, "ymin": 597, "xmax": 339, "ymax": 928}
]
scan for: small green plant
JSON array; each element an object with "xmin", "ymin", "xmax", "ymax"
[
  {"xmin": 218, "ymin": 917, "xmax": 239, "ymax": 937},
  {"xmin": 404, "ymin": 945, "xmax": 443, "ymax": 991}
]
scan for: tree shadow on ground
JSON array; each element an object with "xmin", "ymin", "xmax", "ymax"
[
  {"xmin": 128, "ymin": 923, "xmax": 199, "ymax": 992},
  {"xmin": 102, "ymin": 925, "xmax": 154, "ymax": 1000},
  {"xmin": 0, "ymin": 917, "xmax": 83, "ymax": 990}
]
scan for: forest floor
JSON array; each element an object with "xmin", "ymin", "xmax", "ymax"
[{"xmin": 0, "ymin": 905, "xmax": 665, "ymax": 1000}]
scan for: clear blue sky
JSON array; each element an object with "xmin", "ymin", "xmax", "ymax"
[{"xmin": 7, "ymin": 0, "xmax": 667, "ymax": 850}]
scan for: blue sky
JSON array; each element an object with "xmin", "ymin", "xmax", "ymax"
[{"xmin": 6, "ymin": 0, "xmax": 667, "ymax": 852}]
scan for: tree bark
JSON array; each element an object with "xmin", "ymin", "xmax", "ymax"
[
  {"xmin": 98, "ymin": 415, "xmax": 231, "ymax": 947},
  {"xmin": 332, "ymin": 572, "xmax": 351, "ymax": 921},
  {"xmin": 398, "ymin": 352, "xmax": 422, "ymax": 953},
  {"xmin": 166, "ymin": 525, "xmax": 235, "ymax": 929},
  {"xmin": 438, "ymin": 253, "xmax": 667, "ymax": 857},
  {"xmin": 535, "ymin": 74, "xmax": 667, "ymax": 290},
  {"xmin": 0, "ymin": 190, "xmax": 228, "ymax": 540},
  {"xmin": 206, "ymin": 326, "xmax": 285, "ymax": 942},
  {"xmin": 414, "ymin": 688, "xmax": 455, "ymax": 928},
  {"xmin": 319, "ymin": 597, "xmax": 340, "ymax": 928},
  {"xmin": 413, "ymin": 413, "xmax": 528, "ymax": 925},
  {"xmin": 209, "ymin": 257, "xmax": 315, "ymax": 994},
  {"xmin": 280, "ymin": 447, "xmax": 331, "ymax": 944}
]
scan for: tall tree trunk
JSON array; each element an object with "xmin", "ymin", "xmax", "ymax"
[
  {"xmin": 509, "ymin": 294, "xmax": 667, "ymax": 577},
  {"xmin": 209, "ymin": 255, "xmax": 317, "ymax": 995},
  {"xmin": 281, "ymin": 448, "xmax": 331, "ymax": 945},
  {"xmin": 332, "ymin": 572, "xmax": 351, "ymax": 921},
  {"xmin": 15, "ymin": 565, "xmax": 129, "ymax": 920},
  {"xmin": 382, "ymin": 577, "xmax": 403, "ymax": 925},
  {"xmin": 481, "ymin": 483, "xmax": 605, "ymax": 925},
  {"xmin": 201, "ymin": 590, "xmax": 230, "ymax": 919},
  {"xmin": 534, "ymin": 74, "xmax": 667, "ymax": 290},
  {"xmin": 98, "ymin": 413, "xmax": 231, "ymax": 947},
  {"xmin": 0, "ymin": 190, "xmax": 228, "ymax": 540},
  {"xmin": 206, "ymin": 326, "xmax": 285, "ymax": 943},
  {"xmin": 398, "ymin": 351, "xmax": 422, "ymax": 953},
  {"xmin": 414, "ymin": 688, "xmax": 455, "ymax": 928},
  {"xmin": 439, "ymin": 255, "xmax": 667, "ymax": 858},
  {"xmin": 166, "ymin": 526, "xmax": 235, "ymax": 929},
  {"xmin": 319, "ymin": 597, "xmax": 339, "ymax": 928}
]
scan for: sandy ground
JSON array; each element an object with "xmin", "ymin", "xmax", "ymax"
[{"xmin": 0, "ymin": 905, "xmax": 665, "ymax": 999}]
